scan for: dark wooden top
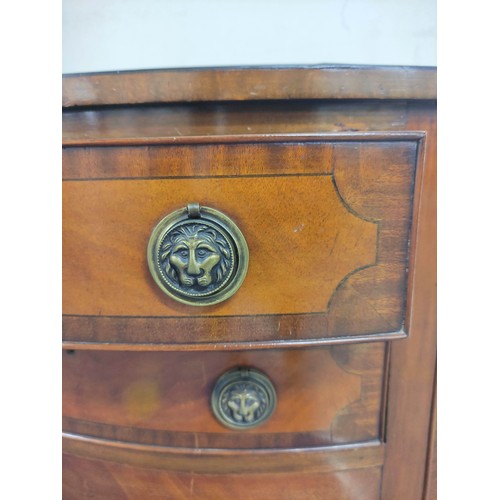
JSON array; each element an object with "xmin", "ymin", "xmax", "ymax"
[{"xmin": 62, "ymin": 65, "xmax": 437, "ymax": 107}]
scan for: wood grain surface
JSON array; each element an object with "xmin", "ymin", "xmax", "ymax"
[
  {"xmin": 424, "ymin": 373, "xmax": 437, "ymax": 500},
  {"xmin": 62, "ymin": 68, "xmax": 436, "ymax": 500},
  {"xmin": 62, "ymin": 65, "xmax": 436, "ymax": 107},
  {"xmin": 63, "ymin": 435, "xmax": 384, "ymax": 474},
  {"xmin": 63, "ymin": 139, "xmax": 418, "ymax": 346},
  {"xmin": 62, "ymin": 101, "xmax": 411, "ymax": 146},
  {"xmin": 63, "ymin": 449, "xmax": 382, "ymax": 499},
  {"xmin": 63, "ymin": 343, "xmax": 385, "ymax": 449},
  {"xmin": 380, "ymin": 102, "xmax": 437, "ymax": 500}
]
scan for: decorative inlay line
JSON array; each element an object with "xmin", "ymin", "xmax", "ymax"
[{"xmin": 63, "ymin": 172, "xmax": 333, "ymax": 182}]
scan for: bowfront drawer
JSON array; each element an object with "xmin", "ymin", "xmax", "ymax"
[
  {"xmin": 63, "ymin": 343, "xmax": 386, "ymax": 449},
  {"xmin": 63, "ymin": 136, "xmax": 421, "ymax": 348},
  {"xmin": 63, "ymin": 453, "xmax": 383, "ymax": 500}
]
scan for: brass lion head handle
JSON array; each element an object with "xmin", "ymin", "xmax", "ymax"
[
  {"xmin": 211, "ymin": 368, "xmax": 277, "ymax": 430},
  {"xmin": 147, "ymin": 203, "xmax": 249, "ymax": 306}
]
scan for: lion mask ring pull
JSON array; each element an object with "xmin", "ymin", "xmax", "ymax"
[{"xmin": 147, "ymin": 203, "xmax": 249, "ymax": 306}]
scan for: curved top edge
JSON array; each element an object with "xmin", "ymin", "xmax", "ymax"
[
  {"xmin": 62, "ymin": 65, "xmax": 437, "ymax": 108},
  {"xmin": 63, "ymin": 63, "xmax": 437, "ymax": 78}
]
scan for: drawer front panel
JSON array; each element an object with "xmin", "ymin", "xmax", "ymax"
[
  {"xmin": 63, "ymin": 175, "xmax": 374, "ymax": 316},
  {"xmin": 63, "ymin": 139, "xmax": 419, "ymax": 346},
  {"xmin": 63, "ymin": 452, "xmax": 382, "ymax": 500},
  {"xmin": 63, "ymin": 343, "xmax": 386, "ymax": 449}
]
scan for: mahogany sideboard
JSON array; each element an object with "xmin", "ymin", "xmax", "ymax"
[{"xmin": 62, "ymin": 66, "xmax": 436, "ymax": 499}]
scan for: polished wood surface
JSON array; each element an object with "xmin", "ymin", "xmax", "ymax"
[
  {"xmin": 63, "ymin": 138, "xmax": 418, "ymax": 347},
  {"xmin": 63, "ymin": 437, "xmax": 383, "ymax": 475},
  {"xmin": 424, "ymin": 375, "xmax": 437, "ymax": 500},
  {"xmin": 62, "ymin": 67, "xmax": 436, "ymax": 499},
  {"xmin": 380, "ymin": 102, "xmax": 437, "ymax": 500},
  {"xmin": 63, "ymin": 452, "xmax": 382, "ymax": 499},
  {"xmin": 62, "ymin": 65, "xmax": 436, "ymax": 107},
  {"xmin": 62, "ymin": 101, "xmax": 412, "ymax": 146},
  {"xmin": 63, "ymin": 343, "xmax": 385, "ymax": 449}
]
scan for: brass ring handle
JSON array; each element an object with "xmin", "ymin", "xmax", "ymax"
[
  {"xmin": 211, "ymin": 368, "xmax": 277, "ymax": 430},
  {"xmin": 147, "ymin": 203, "xmax": 249, "ymax": 306}
]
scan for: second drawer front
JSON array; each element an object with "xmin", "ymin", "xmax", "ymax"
[{"xmin": 63, "ymin": 343, "xmax": 386, "ymax": 449}]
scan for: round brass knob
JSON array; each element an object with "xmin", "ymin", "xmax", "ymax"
[
  {"xmin": 147, "ymin": 203, "xmax": 249, "ymax": 306},
  {"xmin": 211, "ymin": 368, "xmax": 277, "ymax": 430}
]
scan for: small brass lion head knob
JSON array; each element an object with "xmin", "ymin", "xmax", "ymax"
[{"xmin": 211, "ymin": 368, "xmax": 277, "ymax": 430}]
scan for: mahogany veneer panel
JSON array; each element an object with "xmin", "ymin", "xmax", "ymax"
[
  {"xmin": 62, "ymin": 65, "xmax": 436, "ymax": 107},
  {"xmin": 62, "ymin": 101, "xmax": 411, "ymax": 146},
  {"xmin": 63, "ymin": 343, "xmax": 385, "ymax": 449},
  {"xmin": 63, "ymin": 139, "xmax": 418, "ymax": 346},
  {"xmin": 63, "ymin": 436, "xmax": 384, "ymax": 474},
  {"xmin": 380, "ymin": 104, "xmax": 437, "ymax": 500},
  {"xmin": 63, "ymin": 454, "xmax": 382, "ymax": 500}
]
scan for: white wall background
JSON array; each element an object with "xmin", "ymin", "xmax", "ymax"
[{"xmin": 62, "ymin": 0, "xmax": 436, "ymax": 74}]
